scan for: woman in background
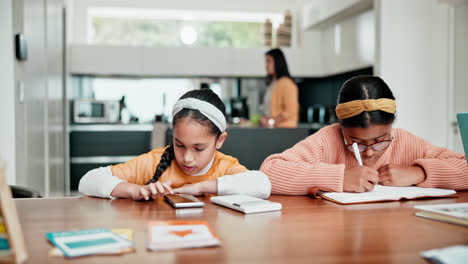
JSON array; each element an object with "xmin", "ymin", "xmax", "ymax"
[{"xmin": 260, "ymin": 48, "xmax": 299, "ymax": 128}]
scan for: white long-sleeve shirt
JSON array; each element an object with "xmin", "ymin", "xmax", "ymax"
[{"xmin": 78, "ymin": 166, "xmax": 271, "ymax": 199}]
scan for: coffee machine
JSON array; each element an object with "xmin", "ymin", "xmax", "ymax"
[{"xmin": 228, "ymin": 97, "xmax": 249, "ymax": 123}]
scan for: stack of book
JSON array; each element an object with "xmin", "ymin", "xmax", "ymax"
[
  {"xmin": 277, "ymin": 10, "xmax": 292, "ymax": 47},
  {"xmin": 414, "ymin": 203, "xmax": 468, "ymax": 227},
  {"xmin": 46, "ymin": 228, "xmax": 134, "ymax": 258},
  {"xmin": 0, "ymin": 216, "xmax": 11, "ymax": 258}
]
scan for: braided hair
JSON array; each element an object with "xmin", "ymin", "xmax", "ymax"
[{"xmin": 146, "ymin": 89, "xmax": 227, "ymax": 184}]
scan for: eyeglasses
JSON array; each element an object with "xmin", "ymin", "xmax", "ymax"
[{"xmin": 345, "ymin": 138, "xmax": 393, "ymax": 153}]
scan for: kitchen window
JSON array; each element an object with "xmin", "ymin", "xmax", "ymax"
[
  {"xmin": 72, "ymin": 77, "xmax": 193, "ymax": 122},
  {"xmin": 87, "ymin": 8, "xmax": 283, "ymax": 48}
]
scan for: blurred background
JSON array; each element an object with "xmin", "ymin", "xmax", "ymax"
[{"xmin": 0, "ymin": 0, "xmax": 467, "ymax": 196}]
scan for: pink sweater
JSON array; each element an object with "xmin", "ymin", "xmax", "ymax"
[{"xmin": 260, "ymin": 124, "xmax": 468, "ymax": 194}]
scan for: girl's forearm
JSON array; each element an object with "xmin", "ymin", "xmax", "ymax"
[
  {"xmin": 199, "ymin": 180, "xmax": 218, "ymax": 194},
  {"xmin": 110, "ymin": 182, "xmax": 139, "ymax": 198}
]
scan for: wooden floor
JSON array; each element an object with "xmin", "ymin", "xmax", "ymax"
[{"xmin": 15, "ymin": 192, "xmax": 468, "ymax": 263}]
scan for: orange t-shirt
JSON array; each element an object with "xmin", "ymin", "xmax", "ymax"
[
  {"xmin": 111, "ymin": 147, "xmax": 247, "ymax": 188},
  {"xmin": 270, "ymin": 77, "xmax": 299, "ymax": 128}
]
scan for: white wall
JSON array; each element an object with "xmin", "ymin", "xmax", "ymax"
[
  {"xmin": 0, "ymin": 0, "xmax": 16, "ymax": 184},
  {"xmin": 301, "ymin": 0, "xmax": 373, "ymax": 30},
  {"xmin": 322, "ymin": 9, "xmax": 374, "ymax": 75},
  {"xmin": 375, "ymin": 0, "xmax": 451, "ymax": 148}
]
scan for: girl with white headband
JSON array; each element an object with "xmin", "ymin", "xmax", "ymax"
[
  {"xmin": 261, "ymin": 76, "xmax": 468, "ymax": 194},
  {"xmin": 79, "ymin": 89, "xmax": 270, "ymax": 200}
]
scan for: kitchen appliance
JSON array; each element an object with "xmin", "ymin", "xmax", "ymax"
[
  {"xmin": 229, "ymin": 97, "xmax": 249, "ymax": 123},
  {"xmin": 307, "ymin": 104, "xmax": 328, "ymax": 124},
  {"xmin": 72, "ymin": 99, "xmax": 120, "ymax": 123}
]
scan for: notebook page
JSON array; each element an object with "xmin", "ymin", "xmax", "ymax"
[{"xmin": 321, "ymin": 185, "xmax": 456, "ymax": 204}]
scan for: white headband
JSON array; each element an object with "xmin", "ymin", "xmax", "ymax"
[{"xmin": 172, "ymin": 98, "xmax": 227, "ymax": 132}]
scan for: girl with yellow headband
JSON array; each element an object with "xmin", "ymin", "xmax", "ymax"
[{"xmin": 261, "ymin": 76, "xmax": 468, "ymax": 194}]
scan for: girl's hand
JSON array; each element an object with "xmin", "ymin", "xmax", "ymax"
[
  {"xmin": 173, "ymin": 180, "xmax": 217, "ymax": 196},
  {"xmin": 260, "ymin": 116, "xmax": 270, "ymax": 127},
  {"xmin": 173, "ymin": 183, "xmax": 203, "ymax": 196},
  {"xmin": 343, "ymin": 166, "xmax": 379, "ymax": 192},
  {"xmin": 131, "ymin": 181, "xmax": 174, "ymax": 200},
  {"xmin": 378, "ymin": 164, "xmax": 426, "ymax": 186}
]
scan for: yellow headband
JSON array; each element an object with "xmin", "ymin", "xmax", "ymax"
[{"xmin": 335, "ymin": 99, "xmax": 396, "ymax": 119}]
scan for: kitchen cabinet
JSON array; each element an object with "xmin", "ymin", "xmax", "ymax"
[
  {"xmin": 302, "ymin": 0, "xmax": 373, "ymax": 30},
  {"xmin": 69, "ymin": 124, "xmax": 152, "ymax": 190},
  {"xmin": 70, "ymin": 45, "xmax": 322, "ymax": 77}
]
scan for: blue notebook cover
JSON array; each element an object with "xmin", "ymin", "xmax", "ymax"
[
  {"xmin": 46, "ymin": 228, "xmax": 133, "ymax": 258},
  {"xmin": 457, "ymin": 113, "xmax": 468, "ymax": 162}
]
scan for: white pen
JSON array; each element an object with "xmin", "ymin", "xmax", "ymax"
[{"xmin": 352, "ymin": 142, "xmax": 363, "ymax": 166}]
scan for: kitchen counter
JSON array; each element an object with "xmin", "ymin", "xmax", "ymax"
[
  {"xmin": 70, "ymin": 122, "xmax": 329, "ymax": 131},
  {"xmin": 69, "ymin": 123, "xmax": 153, "ymax": 190},
  {"xmin": 164, "ymin": 126, "xmax": 315, "ymax": 169}
]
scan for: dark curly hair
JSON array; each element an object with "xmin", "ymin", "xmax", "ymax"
[
  {"xmin": 146, "ymin": 89, "xmax": 227, "ymax": 184},
  {"xmin": 338, "ymin": 75, "xmax": 396, "ymax": 128}
]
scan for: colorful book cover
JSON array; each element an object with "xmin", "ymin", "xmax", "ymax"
[
  {"xmin": 147, "ymin": 220, "xmax": 221, "ymax": 250},
  {"xmin": 0, "ymin": 216, "xmax": 11, "ymax": 258},
  {"xmin": 46, "ymin": 228, "xmax": 134, "ymax": 258},
  {"xmin": 49, "ymin": 228, "xmax": 135, "ymax": 257}
]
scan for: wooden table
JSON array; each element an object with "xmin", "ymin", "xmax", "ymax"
[{"xmin": 15, "ymin": 193, "xmax": 468, "ymax": 263}]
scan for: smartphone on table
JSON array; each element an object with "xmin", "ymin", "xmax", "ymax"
[{"xmin": 164, "ymin": 194, "xmax": 205, "ymax": 208}]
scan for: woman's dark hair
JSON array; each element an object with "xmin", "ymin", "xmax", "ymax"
[
  {"xmin": 338, "ymin": 75, "xmax": 396, "ymax": 128},
  {"xmin": 146, "ymin": 89, "xmax": 227, "ymax": 184},
  {"xmin": 265, "ymin": 48, "xmax": 292, "ymax": 85}
]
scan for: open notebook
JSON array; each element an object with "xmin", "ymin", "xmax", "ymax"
[{"xmin": 309, "ymin": 185, "xmax": 457, "ymax": 205}]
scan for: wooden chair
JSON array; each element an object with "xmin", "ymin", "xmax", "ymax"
[{"xmin": 0, "ymin": 161, "xmax": 28, "ymax": 263}]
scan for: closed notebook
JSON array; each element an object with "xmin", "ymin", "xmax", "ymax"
[
  {"xmin": 46, "ymin": 228, "xmax": 134, "ymax": 258},
  {"xmin": 414, "ymin": 203, "xmax": 468, "ymax": 227},
  {"xmin": 210, "ymin": 195, "xmax": 282, "ymax": 214},
  {"xmin": 49, "ymin": 228, "xmax": 135, "ymax": 257},
  {"xmin": 421, "ymin": 245, "xmax": 468, "ymax": 263},
  {"xmin": 147, "ymin": 220, "xmax": 220, "ymax": 251},
  {"xmin": 309, "ymin": 185, "xmax": 457, "ymax": 205}
]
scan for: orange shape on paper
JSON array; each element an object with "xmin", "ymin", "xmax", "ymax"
[{"xmin": 170, "ymin": 230, "xmax": 193, "ymax": 237}]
